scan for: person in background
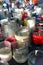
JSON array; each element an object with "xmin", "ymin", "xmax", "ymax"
[
  {"xmin": 8, "ymin": 4, "xmax": 13, "ymax": 19},
  {"xmin": 23, "ymin": 0, "xmax": 29, "ymax": 7},
  {"xmin": 3, "ymin": 1, "xmax": 7, "ymax": 9},
  {"xmin": 16, "ymin": 0, "xmax": 22, "ymax": 3},
  {"xmin": 32, "ymin": 0, "xmax": 39, "ymax": 5},
  {"xmin": 18, "ymin": 0, "xmax": 22, "ymax": 3},
  {"xmin": 29, "ymin": 0, "xmax": 38, "ymax": 5},
  {"xmin": 0, "ymin": 24, "xmax": 4, "ymax": 39},
  {"xmin": 6, "ymin": 3, "xmax": 9, "ymax": 11},
  {"xmin": 15, "ymin": 2, "xmax": 20, "ymax": 8},
  {"xmin": 28, "ymin": 0, "xmax": 38, "ymax": 10},
  {"xmin": 15, "ymin": 0, "xmax": 22, "ymax": 8},
  {"xmin": 2, "ymin": 2, "xmax": 9, "ymax": 17},
  {"xmin": 12, "ymin": 2, "xmax": 14, "ymax": 11},
  {"xmin": 24, "ymin": 0, "xmax": 29, "ymax": 3},
  {"xmin": 3, "ymin": 1, "xmax": 9, "ymax": 10},
  {"xmin": 29, "ymin": 0, "xmax": 33, "ymax": 5}
]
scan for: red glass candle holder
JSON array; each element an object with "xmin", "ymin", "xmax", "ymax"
[{"xmin": 32, "ymin": 30, "xmax": 43, "ymax": 45}]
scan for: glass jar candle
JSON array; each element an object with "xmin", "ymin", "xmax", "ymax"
[
  {"xmin": 0, "ymin": 61, "xmax": 9, "ymax": 65},
  {"xmin": 28, "ymin": 50, "xmax": 43, "ymax": 65},
  {"xmin": 13, "ymin": 26, "xmax": 30, "ymax": 63},
  {"xmin": 32, "ymin": 30, "xmax": 43, "ymax": 45},
  {"xmin": 13, "ymin": 40, "xmax": 28, "ymax": 63},
  {"xmin": 0, "ymin": 41, "xmax": 12, "ymax": 61}
]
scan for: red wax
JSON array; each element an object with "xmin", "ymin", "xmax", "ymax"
[
  {"xmin": 32, "ymin": 30, "xmax": 43, "ymax": 45},
  {"xmin": 4, "ymin": 37, "xmax": 16, "ymax": 46}
]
